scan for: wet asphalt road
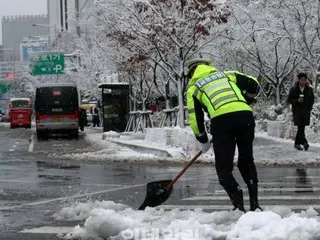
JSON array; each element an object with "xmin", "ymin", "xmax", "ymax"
[{"xmin": 1, "ymin": 125, "xmax": 320, "ymax": 239}]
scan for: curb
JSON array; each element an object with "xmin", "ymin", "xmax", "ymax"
[{"xmin": 107, "ymin": 138, "xmax": 172, "ymax": 158}]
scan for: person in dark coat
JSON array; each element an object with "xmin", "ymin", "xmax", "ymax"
[
  {"xmin": 92, "ymin": 108, "xmax": 100, "ymax": 127},
  {"xmin": 79, "ymin": 108, "xmax": 88, "ymax": 131},
  {"xmin": 287, "ymin": 73, "xmax": 314, "ymax": 150}
]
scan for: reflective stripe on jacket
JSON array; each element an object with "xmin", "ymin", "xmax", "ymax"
[{"xmin": 187, "ymin": 65, "xmax": 257, "ymax": 135}]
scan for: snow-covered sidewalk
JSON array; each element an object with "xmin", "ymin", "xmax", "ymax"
[{"xmin": 59, "ymin": 127, "xmax": 320, "ymax": 166}]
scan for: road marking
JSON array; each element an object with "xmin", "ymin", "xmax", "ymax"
[
  {"xmin": 9, "ymin": 149, "xmax": 14, "ymax": 152},
  {"xmin": 28, "ymin": 134, "xmax": 34, "ymax": 152},
  {"xmin": 182, "ymin": 195, "xmax": 320, "ymax": 201},
  {"xmin": 12, "ymin": 145, "xmax": 17, "ymax": 148},
  {"xmin": 0, "ymin": 184, "xmax": 144, "ymax": 211},
  {"xmin": 15, "ymin": 141, "xmax": 19, "ymax": 144},
  {"xmin": 258, "ymin": 181, "xmax": 320, "ymax": 185},
  {"xmin": 0, "ymin": 179, "xmax": 126, "ymax": 187},
  {"xmin": 157, "ymin": 204, "xmax": 320, "ymax": 210},
  {"xmin": 285, "ymin": 176, "xmax": 320, "ymax": 179},
  {"xmin": 20, "ymin": 226, "xmax": 74, "ymax": 234},
  {"xmin": 214, "ymin": 187, "xmax": 317, "ymax": 194}
]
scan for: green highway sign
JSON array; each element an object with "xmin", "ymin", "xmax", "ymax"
[
  {"xmin": 0, "ymin": 82, "xmax": 9, "ymax": 94},
  {"xmin": 30, "ymin": 52, "xmax": 65, "ymax": 75}
]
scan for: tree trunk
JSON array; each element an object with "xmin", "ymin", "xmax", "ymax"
[
  {"xmin": 177, "ymin": 78, "xmax": 185, "ymax": 128},
  {"xmin": 275, "ymin": 85, "xmax": 281, "ymax": 105},
  {"xmin": 165, "ymin": 81, "xmax": 170, "ymax": 109},
  {"xmin": 142, "ymin": 98, "xmax": 146, "ymax": 130}
]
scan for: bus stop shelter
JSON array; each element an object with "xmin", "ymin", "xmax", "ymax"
[{"xmin": 98, "ymin": 83, "xmax": 130, "ymax": 132}]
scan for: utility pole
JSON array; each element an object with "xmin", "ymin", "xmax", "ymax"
[{"xmin": 75, "ymin": 0, "xmax": 81, "ymax": 37}]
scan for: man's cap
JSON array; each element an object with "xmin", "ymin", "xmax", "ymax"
[{"xmin": 185, "ymin": 58, "xmax": 212, "ymax": 70}]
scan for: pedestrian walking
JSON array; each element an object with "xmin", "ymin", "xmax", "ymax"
[
  {"xmin": 92, "ymin": 108, "xmax": 100, "ymax": 127},
  {"xmin": 185, "ymin": 58, "xmax": 261, "ymax": 212},
  {"xmin": 287, "ymin": 73, "xmax": 314, "ymax": 151}
]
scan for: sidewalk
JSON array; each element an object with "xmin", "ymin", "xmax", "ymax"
[{"xmin": 101, "ymin": 128, "xmax": 320, "ymax": 166}]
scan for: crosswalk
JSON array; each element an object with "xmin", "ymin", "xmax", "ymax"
[{"xmin": 158, "ymin": 168, "xmax": 320, "ymax": 212}]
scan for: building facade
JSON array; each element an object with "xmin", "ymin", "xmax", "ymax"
[
  {"xmin": 2, "ymin": 15, "xmax": 49, "ymax": 61},
  {"xmin": 0, "ymin": 45, "xmax": 14, "ymax": 62},
  {"xmin": 47, "ymin": 0, "xmax": 92, "ymax": 43}
]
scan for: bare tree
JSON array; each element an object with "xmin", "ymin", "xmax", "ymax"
[{"xmin": 92, "ymin": 0, "xmax": 230, "ymax": 127}]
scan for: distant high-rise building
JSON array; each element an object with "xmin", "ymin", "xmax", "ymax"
[
  {"xmin": 2, "ymin": 15, "xmax": 49, "ymax": 61},
  {"xmin": 0, "ymin": 45, "xmax": 14, "ymax": 62},
  {"xmin": 47, "ymin": 0, "xmax": 92, "ymax": 42}
]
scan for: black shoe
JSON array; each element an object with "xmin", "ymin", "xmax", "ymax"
[
  {"xmin": 248, "ymin": 182, "xmax": 262, "ymax": 211},
  {"xmin": 303, "ymin": 143, "xmax": 309, "ymax": 151},
  {"xmin": 294, "ymin": 144, "xmax": 303, "ymax": 150},
  {"xmin": 250, "ymin": 202, "xmax": 262, "ymax": 211},
  {"xmin": 228, "ymin": 189, "xmax": 246, "ymax": 212}
]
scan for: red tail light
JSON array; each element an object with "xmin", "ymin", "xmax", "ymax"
[
  {"xmin": 36, "ymin": 112, "xmax": 40, "ymax": 122},
  {"xmin": 74, "ymin": 110, "xmax": 79, "ymax": 122}
]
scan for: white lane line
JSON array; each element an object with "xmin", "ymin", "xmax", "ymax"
[
  {"xmin": 12, "ymin": 145, "xmax": 17, "ymax": 148},
  {"xmin": 28, "ymin": 134, "xmax": 34, "ymax": 152},
  {"xmin": 0, "ymin": 184, "xmax": 144, "ymax": 211},
  {"xmin": 182, "ymin": 195, "xmax": 320, "ymax": 201},
  {"xmin": 157, "ymin": 204, "xmax": 320, "ymax": 210},
  {"xmin": 214, "ymin": 187, "xmax": 317, "ymax": 193},
  {"xmin": 9, "ymin": 149, "xmax": 14, "ymax": 152},
  {"xmin": 20, "ymin": 226, "xmax": 74, "ymax": 234},
  {"xmin": 258, "ymin": 181, "xmax": 320, "ymax": 185},
  {"xmin": 81, "ymin": 183, "xmax": 124, "ymax": 187},
  {"xmin": 0, "ymin": 179, "xmax": 124, "ymax": 187},
  {"xmin": 285, "ymin": 176, "xmax": 320, "ymax": 179}
]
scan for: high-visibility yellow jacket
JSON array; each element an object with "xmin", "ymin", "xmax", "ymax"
[{"xmin": 186, "ymin": 64, "xmax": 259, "ymax": 140}]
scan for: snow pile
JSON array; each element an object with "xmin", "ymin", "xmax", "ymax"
[
  {"xmin": 55, "ymin": 200, "xmax": 320, "ymax": 240},
  {"xmin": 102, "ymin": 131, "xmax": 120, "ymax": 139},
  {"xmin": 50, "ymin": 126, "xmax": 320, "ymax": 165},
  {"xmin": 53, "ymin": 200, "xmax": 128, "ymax": 221},
  {"xmin": 0, "ymin": 123, "xmax": 10, "ymax": 128}
]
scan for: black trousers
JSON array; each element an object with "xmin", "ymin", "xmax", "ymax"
[
  {"xmin": 211, "ymin": 111, "xmax": 258, "ymax": 195},
  {"xmin": 295, "ymin": 125, "xmax": 307, "ymax": 145}
]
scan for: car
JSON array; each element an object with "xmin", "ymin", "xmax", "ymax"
[{"xmin": 1, "ymin": 112, "xmax": 10, "ymax": 122}]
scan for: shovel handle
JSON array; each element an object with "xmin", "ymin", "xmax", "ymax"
[{"xmin": 165, "ymin": 150, "xmax": 202, "ymax": 191}]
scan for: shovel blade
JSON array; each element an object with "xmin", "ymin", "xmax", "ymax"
[{"xmin": 138, "ymin": 180, "xmax": 173, "ymax": 210}]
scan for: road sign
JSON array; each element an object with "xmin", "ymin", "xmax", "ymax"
[
  {"xmin": 30, "ymin": 52, "xmax": 65, "ymax": 75},
  {"xmin": 0, "ymin": 83, "xmax": 9, "ymax": 94},
  {"xmin": 20, "ymin": 41, "xmax": 48, "ymax": 61},
  {"xmin": 0, "ymin": 96, "xmax": 9, "ymax": 100}
]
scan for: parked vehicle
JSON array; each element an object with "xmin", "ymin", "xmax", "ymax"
[
  {"xmin": 0, "ymin": 110, "xmax": 10, "ymax": 122},
  {"xmin": 34, "ymin": 83, "xmax": 80, "ymax": 139},
  {"xmin": 9, "ymin": 98, "xmax": 32, "ymax": 129},
  {"xmin": 1, "ymin": 113, "xmax": 10, "ymax": 122}
]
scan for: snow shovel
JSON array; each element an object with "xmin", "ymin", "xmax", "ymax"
[{"xmin": 138, "ymin": 150, "xmax": 202, "ymax": 210}]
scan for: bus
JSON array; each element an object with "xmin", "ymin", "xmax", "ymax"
[
  {"xmin": 34, "ymin": 83, "xmax": 80, "ymax": 139},
  {"xmin": 9, "ymin": 98, "xmax": 32, "ymax": 129}
]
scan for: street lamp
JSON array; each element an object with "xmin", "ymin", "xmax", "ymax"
[{"xmin": 32, "ymin": 23, "xmax": 57, "ymax": 45}]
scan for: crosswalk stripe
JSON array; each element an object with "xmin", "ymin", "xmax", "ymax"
[
  {"xmin": 20, "ymin": 226, "xmax": 74, "ymax": 234},
  {"xmin": 182, "ymin": 195, "xmax": 320, "ymax": 201},
  {"xmin": 284, "ymin": 176, "xmax": 320, "ymax": 179},
  {"xmin": 258, "ymin": 182, "xmax": 316, "ymax": 186},
  {"xmin": 157, "ymin": 205, "xmax": 320, "ymax": 210},
  {"xmin": 214, "ymin": 187, "xmax": 316, "ymax": 193}
]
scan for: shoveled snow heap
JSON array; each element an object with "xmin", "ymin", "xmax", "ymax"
[{"xmin": 53, "ymin": 200, "xmax": 320, "ymax": 240}]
